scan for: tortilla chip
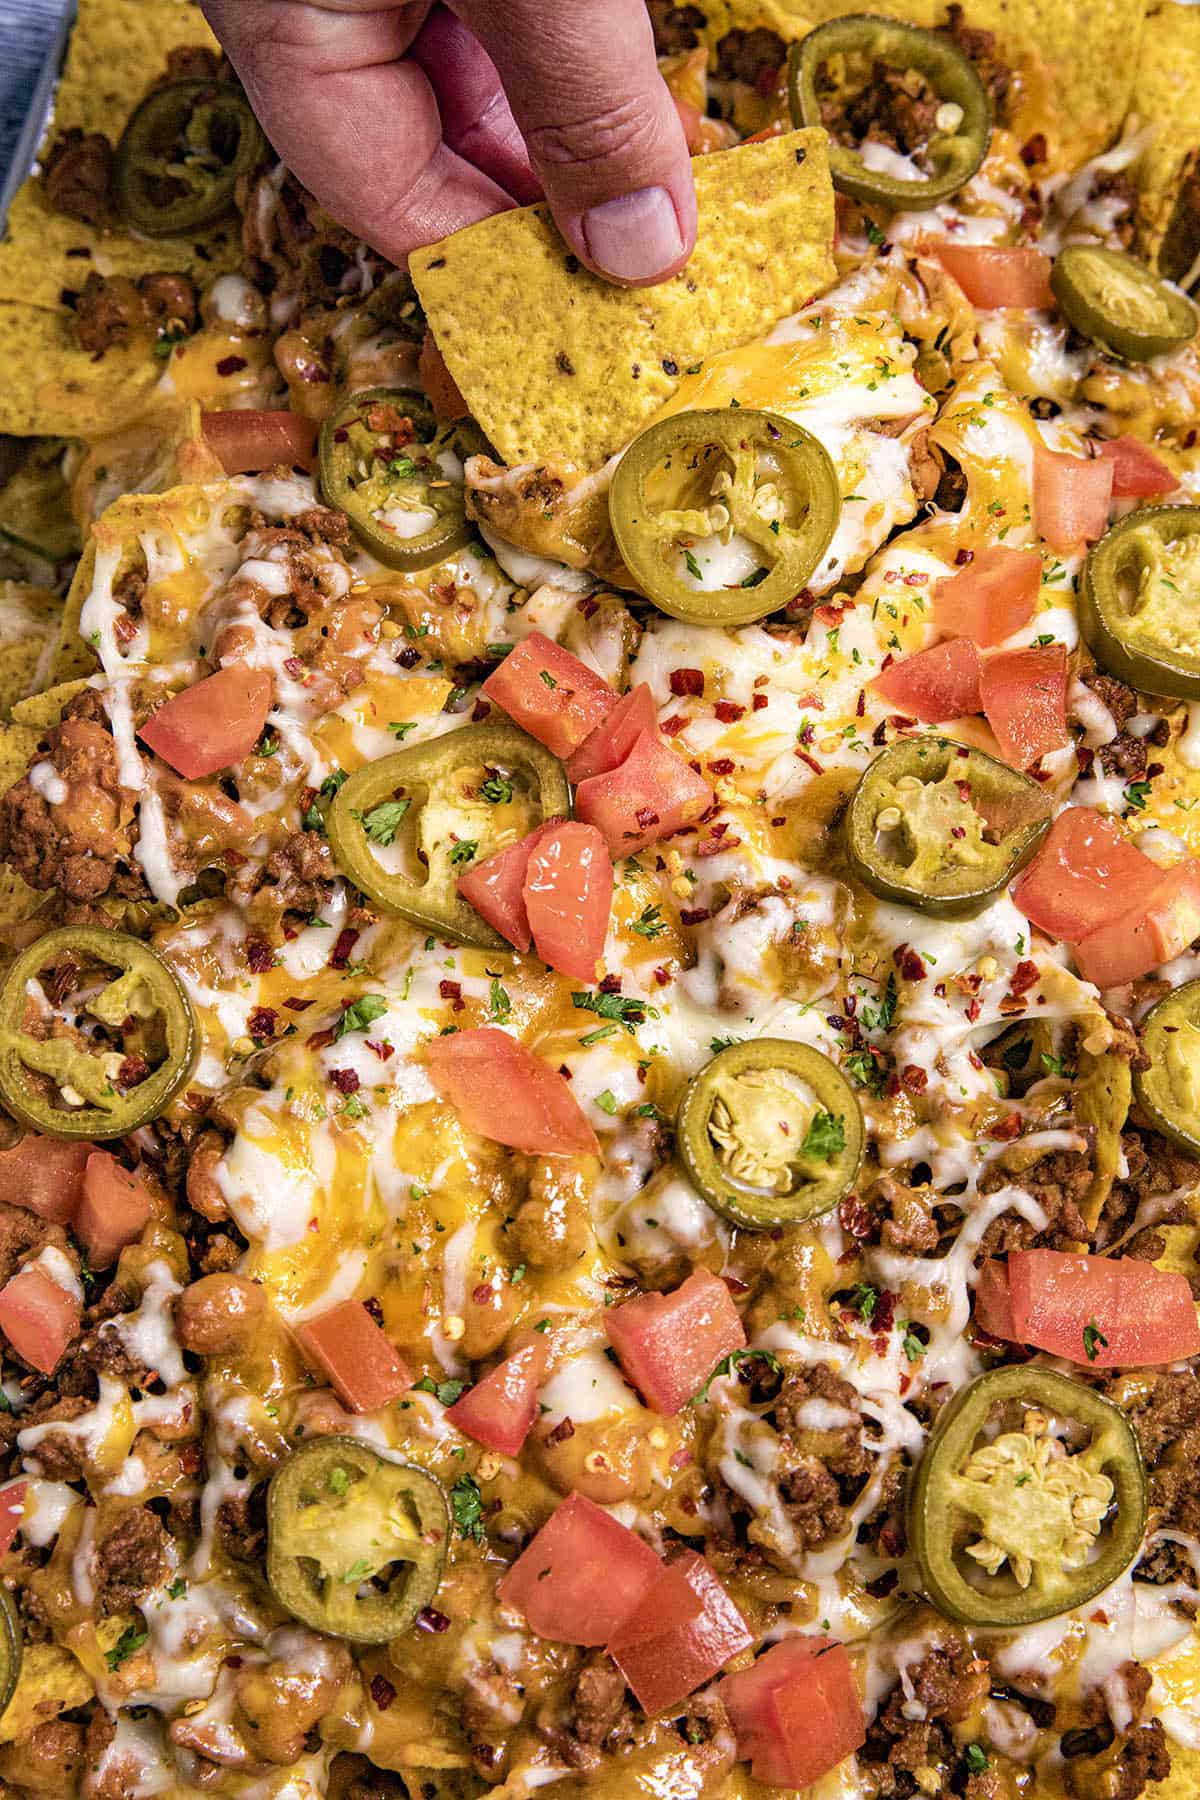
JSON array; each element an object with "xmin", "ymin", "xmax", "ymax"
[
  {"xmin": 0, "ymin": 305, "xmax": 162, "ymax": 438},
  {"xmin": 0, "ymin": 442, "xmax": 79, "ymax": 564},
  {"xmin": 10, "ymin": 680, "xmax": 90, "ymax": 732},
  {"xmin": 0, "ymin": 584, "xmax": 62, "ymax": 715},
  {"xmin": 707, "ymin": 0, "xmax": 1147, "ymax": 170},
  {"xmin": 411, "ymin": 128, "xmax": 836, "ymax": 467},
  {"xmin": 0, "ymin": 1642, "xmax": 93, "ymax": 1744},
  {"xmin": 0, "ymin": 0, "xmax": 240, "ymax": 314},
  {"xmin": 49, "ymin": 543, "xmax": 100, "ymax": 687},
  {"xmin": 1132, "ymin": 2, "xmax": 1200, "ymax": 276},
  {"xmin": 70, "ymin": 396, "xmax": 224, "ymax": 533}
]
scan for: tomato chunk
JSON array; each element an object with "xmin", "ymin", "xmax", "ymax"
[
  {"xmin": 980, "ymin": 644, "xmax": 1068, "ymax": 768},
  {"xmin": 498, "ymin": 1493, "xmax": 661, "ymax": 1644},
  {"xmin": 1073, "ymin": 861, "xmax": 1200, "ymax": 987},
  {"xmin": 480, "ymin": 634, "xmax": 615, "ymax": 760},
  {"xmin": 76, "ymin": 1152, "xmax": 153, "ymax": 1268},
  {"xmin": 0, "ymin": 1265, "xmax": 80, "ymax": 1375},
  {"xmin": 0, "ymin": 1483, "xmax": 27, "ymax": 1558},
  {"xmin": 1034, "ymin": 443, "xmax": 1113, "ymax": 552},
  {"xmin": 0, "ymin": 1137, "xmax": 90, "ymax": 1226},
  {"xmin": 565, "ymin": 684, "xmax": 659, "ymax": 784},
  {"xmin": 607, "ymin": 1549, "xmax": 752, "ymax": 1714},
  {"xmin": 974, "ymin": 1258, "xmax": 1017, "ymax": 1340},
  {"xmin": 1012, "ymin": 808, "xmax": 1164, "ymax": 941},
  {"xmin": 426, "ymin": 1027, "xmax": 599, "ymax": 1156},
  {"xmin": 446, "ymin": 1338, "xmax": 549, "ymax": 1456},
  {"xmin": 574, "ymin": 731, "xmax": 713, "ymax": 857},
  {"xmin": 456, "ymin": 820, "xmax": 563, "ymax": 952},
  {"xmin": 201, "ymin": 409, "xmax": 317, "ymax": 474},
  {"xmin": 139, "ymin": 666, "xmax": 274, "ymax": 779},
  {"xmin": 605, "ymin": 1268, "xmax": 745, "ymax": 1416},
  {"xmin": 935, "ymin": 244, "xmax": 1053, "ymax": 309},
  {"xmin": 723, "ymin": 1638, "xmax": 865, "ymax": 1789},
  {"xmin": 872, "ymin": 638, "xmax": 982, "ymax": 723},
  {"xmin": 294, "ymin": 1300, "xmax": 412, "ymax": 1413},
  {"xmin": 932, "ymin": 546, "xmax": 1042, "ymax": 648},
  {"xmin": 1096, "ymin": 436, "xmax": 1176, "ymax": 499},
  {"xmin": 523, "ymin": 822, "xmax": 613, "ymax": 982},
  {"xmin": 991, "ymin": 1251, "xmax": 1200, "ymax": 1367}
]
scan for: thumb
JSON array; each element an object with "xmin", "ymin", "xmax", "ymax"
[{"xmin": 452, "ymin": 0, "xmax": 697, "ymax": 286}]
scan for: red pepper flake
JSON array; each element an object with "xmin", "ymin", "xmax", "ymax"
[
  {"xmin": 669, "ymin": 1447, "xmax": 693, "ymax": 1470},
  {"xmin": 117, "ymin": 1054, "xmax": 149, "ymax": 1088},
  {"xmin": 989, "ymin": 1112, "xmax": 1023, "ymax": 1141},
  {"xmin": 397, "ymin": 645, "xmax": 421, "ymax": 669},
  {"xmin": 635, "ymin": 805, "xmax": 660, "ymax": 829},
  {"xmin": 1021, "ymin": 132, "xmax": 1048, "ymax": 165},
  {"xmin": 752, "ymin": 693, "xmax": 769, "ymax": 711},
  {"xmin": 179, "ymin": 1443, "xmax": 202, "ymax": 1475},
  {"xmin": 370, "ymin": 1674, "xmax": 398, "ymax": 1708},
  {"xmin": 794, "ymin": 749, "xmax": 823, "ymax": 775},
  {"xmin": 680, "ymin": 907, "xmax": 710, "ymax": 925},
  {"xmin": 330, "ymin": 1068, "xmax": 360, "ymax": 1094},
  {"xmin": 955, "ymin": 547, "xmax": 974, "ymax": 567},
  {"xmin": 223, "ymin": 849, "xmax": 247, "ymax": 871},
  {"xmin": 902, "ymin": 570, "xmax": 929, "ymax": 587},
  {"xmin": 715, "ymin": 700, "xmax": 745, "ymax": 723},
  {"xmin": 217, "ymin": 354, "xmax": 248, "ymax": 376},
  {"xmin": 814, "ymin": 603, "xmax": 844, "ymax": 626},
  {"xmin": 283, "ymin": 656, "xmax": 304, "ymax": 678},
  {"xmin": 670, "ymin": 668, "xmax": 704, "ymax": 697},
  {"xmin": 283, "ymin": 995, "xmax": 314, "ymax": 1012},
  {"xmin": 415, "ymin": 1609, "xmax": 450, "ymax": 1635},
  {"xmin": 698, "ymin": 834, "xmax": 740, "ymax": 858},
  {"xmin": 330, "ymin": 928, "xmax": 359, "ymax": 969},
  {"xmin": 880, "ymin": 1523, "xmax": 906, "ymax": 1558},
  {"xmin": 707, "ymin": 758, "xmax": 735, "ymax": 775},
  {"xmin": 653, "ymin": 966, "xmax": 671, "ymax": 986},
  {"xmin": 856, "ymin": 689, "xmax": 866, "ymax": 717},
  {"xmin": 245, "ymin": 937, "xmax": 274, "ymax": 973},
  {"xmin": 895, "ymin": 947, "xmax": 927, "ymax": 981},
  {"xmin": 472, "ymin": 1282, "xmax": 493, "ymax": 1305},
  {"xmin": 307, "ymin": 1027, "xmax": 336, "ymax": 1051},
  {"xmin": 366, "ymin": 1038, "xmax": 394, "ymax": 1061},
  {"xmin": 576, "ymin": 596, "xmax": 599, "ymax": 619},
  {"xmin": 660, "ymin": 714, "xmax": 686, "ymax": 736},
  {"xmin": 966, "ymin": 998, "xmax": 983, "ymax": 1023},
  {"xmin": 545, "ymin": 1416, "xmax": 575, "ymax": 1447},
  {"xmin": 114, "ymin": 612, "xmax": 139, "ymax": 646},
  {"xmin": 900, "ymin": 1064, "xmax": 928, "ymax": 1095},
  {"xmin": 1010, "ymin": 959, "xmax": 1040, "ymax": 995},
  {"xmin": 439, "ymin": 979, "xmax": 464, "ymax": 1011},
  {"xmin": 471, "ymin": 699, "xmax": 492, "ymax": 722},
  {"xmin": 248, "ymin": 1007, "xmax": 277, "ymax": 1041},
  {"xmin": 364, "ymin": 1296, "xmax": 384, "ymax": 1324},
  {"xmin": 874, "ymin": 1289, "xmax": 897, "ymax": 1334},
  {"xmin": 722, "ymin": 1273, "xmax": 750, "ymax": 1295}
]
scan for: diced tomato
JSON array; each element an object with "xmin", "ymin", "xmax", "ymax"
[
  {"xmin": 932, "ymin": 546, "xmax": 1042, "ymax": 648},
  {"xmin": 722, "ymin": 1638, "xmax": 865, "ymax": 1789},
  {"xmin": 566, "ymin": 684, "xmax": 659, "ymax": 784},
  {"xmin": 293, "ymin": 1300, "xmax": 412, "ymax": 1413},
  {"xmin": 1073, "ymin": 860, "xmax": 1200, "ymax": 987},
  {"xmin": 419, "ymin": 329, "xmax": 469, "ymax": 421},
  {"xmin": 497, "ymin": 1492, "xmax": 662, "ymax": 1644},
  {"xmin": 1012, "ymin": 808, "xmax": 1164, "ymax": 941},
  {"xmin": 872, "ymin": 638, "xmax": 982, "ymax": 723},
  {"xmin": 605, "ymin": 1268, "xmax": 745, "ymax": 1415},
  {"xmin": 935, "ymin": 244, "xmax": 1054, "ymax": 310},
  {"xmin": 480, "ymin": 634, "xmax": 615, "ymax": 760},
  {"xmin": 974, "ymin": 1259, "xmax": 1017, "ymax": 1339},
  {"xmin": 980, "ymin": 644, "xmax": 1068, "ymax": 768},
  {"xmin": 76, "ymin": 1152, "xmax": 152, "ymax": 1268},
  {"xmin": 456, "ymin": 820, "xmax": 563, "ymax": 953},
  {"xmin": 201, "ymin": 409, "xmax": 317, "ymax": 475},
  {"xmin": 0, "ymin": 1483, "xmax": 27, "ymax": 1558},
  {"xmin": 0, "ymin": 1265, "xmax": 80, "ymax": 1375},
  {"xmin": 139, "ymin": 666, "xmax": 274, "ymax": 779},
  {"xmin": 607, "ymin": 1549, "xmax": 752, "ymax": 1714},
  {"xmin": 446, "ymin": 1338, "xmax": 549, "ymax": 1456},
  {"xmin": 1033, "ymin": 443, "xmax": 1114, "ymax": 552},
  {"xmin": 1096, "ymin": 436, "xmax": 1176, "ymax": 499},
  {"xmin": 574, "ymin": 731, "xmax": 713, "ymax": 857},
  {"xmin": 0, "ymin": 1137, "xmax": 90, "ymax": 1226},
  {"xmin": 523, "ymin": 822, "xmax": 613, "ymax": 982},
  {"xmin": 426, "ymin": 1027, "xmax": 599, "ymax": 1156},
  {"xmin": 992, "ymin": 1250, "xmax": 1200, "ymax": 1367}
]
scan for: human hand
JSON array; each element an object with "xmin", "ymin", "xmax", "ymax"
[{"xmin": 201, "ymin": 0, "xmax": 698, "ymax": 286}]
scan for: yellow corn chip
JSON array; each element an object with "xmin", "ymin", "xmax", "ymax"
[
  {"xmin": 0, "ymin": 584, "xmax": 62, "ymax": 716},
  {"xmin": 49, "ymin": 544, "xmax": 100, "ymax": 688},
  {"xmin": 0, "ymin": 0, "xmax": 240, "ymax": 314},
  {"xmin": 0, "ymin": 1642, "xmax": 93, "ymax": 1744},
  {"xmin": 707, "ymin": 0, "xmax": 1147, "ymax": 170},
  {"xmin": 0, "ymin": 442, "xmax": 79, "ymax": 564},
  {"xmin": 411, "ymin": 128, "xmax": 836, "ymax": 468},
  {"xmin": 1132, "ymin": 2, "xmax": 1200, "ymax": 277},
  {"xmin": 10, "ymin": 680, "xmax": 91, "ymax": 733},
  {"xmin": 70, "ymin": 396, "xmax": 224, "ymax": 533},
  {"xmin": 0, "ymin": 305, "xmax": 161, "ymax": 438}
]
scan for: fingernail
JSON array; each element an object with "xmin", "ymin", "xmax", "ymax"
[{"xmin": 580, "ymin": 186, "xmax": 685, "ymax": 284}]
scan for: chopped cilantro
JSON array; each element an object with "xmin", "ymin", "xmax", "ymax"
[
  {"xmin": 448, "ymin": 839, "xmax": 478, "ymax": 865},
  {"xmin": 572, "ymin": 990, "xmax": 655, "ymax": 1033},
  {"xmin": 853, "ymin": 1283, "xmax": 878, "ymax": 1324},
  {"xmin": 341, "ymin": 1556, "xmax": 373, "ymax": 1585},
  {"xmin": 451, "ymin": 1472, "xmax": 485, "ymax": 1543},
  {"xmin": 1124, "ymin": 780, "xmax": 1152, "ymax": 812},
  {"xmin": 595, "ymin": 1089, "xmax": 619, "ymax": 1115},
  {"xmin": 683, "ymin": 548, "xmax": 703, "ymax": 582},
  {"xmin": 166, "ymin": 1576, "xmax": 188, "ymax": 1600},
  {"xmin": 899, "ymin": 1321, "xmax": 925, "ymax": 1363},
  {"xmin": 964, "ymin": 1745, "xmax": 988, "ymax": 1774},
  {"xmin": 489, "ymin": 977, "xmax": 511, "ymax": 1022},
  {"xmin": 539, "ymin": 669, "xmax": 558, "ymax": 689},
  {"xmin": 333, "ymin": 995, "xmax": 388, "ymax": 1039},
  {"xmin": 692, "ymin": 1347, "xmax": 781, "ymax": 1405},
  {"xmin": 328, "ymin": 1466, "xmax": 350, "ymax": 1495},
  {"xmin": 1083, "ymin": 1319, "xmax": 1108, "ymax": 1362},
  {"xmin": 630, "ymin": 903, "xmax": 666, "ymax": 939},
  {"xmin": 105, "ymin": 1624, "xmax": 148, "ymax": 1672},
  {"xmin": 801, "ymin": 1111, "xmax": 845, "ymax": 1160},
  {"xmin": 710, "ymin": 1034, "xmax": 740, "ymax": 1054},
  {"xmin": 481, "ymin": 774, "xmax": 513, "ymax": 804},
  {"xmin": 388, "ymin": 720, "xmax": 417, "ymax": 740},
  {"xmin": 414, "ymin": 1375, "xmax": 467, "ymax": 1406},
  {"xmin": 361, "ymin": 798, "xmax": 410, "ymax": 845}
]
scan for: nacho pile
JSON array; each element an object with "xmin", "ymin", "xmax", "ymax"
[{"xmin": 4, "ymin": 1, "xmax": 1200, "ymax": 1798}]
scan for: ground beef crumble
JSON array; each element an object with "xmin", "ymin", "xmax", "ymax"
[{"xmin": 860, "ymin": 1636, "xmax": 990, "ymax": 1798}]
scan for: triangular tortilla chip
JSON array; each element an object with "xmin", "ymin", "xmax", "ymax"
[{"xmin": 412, "ymin": 128, "xmax": 836, "ymax": 467}]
